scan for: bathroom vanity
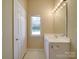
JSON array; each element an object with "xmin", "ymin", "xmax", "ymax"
[{"xmin": 44, "ymin": 34, "xmax": 70, "ymax": 59}]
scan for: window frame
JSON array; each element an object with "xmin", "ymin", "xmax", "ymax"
[{"xmin": 30, "ymin": 16, "xmax": 41, "ymax": 36}]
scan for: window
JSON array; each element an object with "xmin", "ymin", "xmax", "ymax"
[{"xmin": 31, "ymin": 16, "xmax": 41, "ymax": 36}]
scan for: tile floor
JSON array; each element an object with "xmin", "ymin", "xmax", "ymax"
[{"xmin": 24, "ymin": 49, "xmax": 45, "ymax": 59}]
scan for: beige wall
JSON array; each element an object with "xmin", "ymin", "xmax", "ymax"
[
  {"xmin": 17, "ymin": 0, "xmax": 27, "ymax": 10},
  {"xmin": 67, "ymin": 0, "xmax": 77, "ymax": 58},
  {"xmin": 27, "ymin": 0, "xmax": 54, "ymax": 49},
  {"xmin": 2, "ymin": 0, "xmax": 13, "ymax": 59},
  {"xmin": 67, "ymin": 0, "xmax": 77, "ymax": 51}
]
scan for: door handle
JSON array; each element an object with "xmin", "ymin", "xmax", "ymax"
[
  {"xmin": 16, "ymin": 38, "xmax": 18, "ymax": 40},
  {"xmin": 51, "ymin": 45, "xmax": 53, "ymax": 48}
]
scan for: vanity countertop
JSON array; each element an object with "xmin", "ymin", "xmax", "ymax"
[{"xmin": 44, "ymin": 34, "xmax": 70, "ymax": 43}]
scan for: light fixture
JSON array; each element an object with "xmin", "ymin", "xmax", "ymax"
[
  {"xmin": 51, "ymin": 0, "xmax": 67, "ymax": 13},
  {"xmin": 59, "ymin": 2, "xmax": 66, "ymax": 10}
]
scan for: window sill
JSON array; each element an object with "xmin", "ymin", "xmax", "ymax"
[{"xmin": 31, "ymin": 34, "xmax": 41, "ymax": 37}]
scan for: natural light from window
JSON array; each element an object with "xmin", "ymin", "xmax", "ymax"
[{"xmin": 31, "ymin": 16, "xmax": 41, "ymax": 36}]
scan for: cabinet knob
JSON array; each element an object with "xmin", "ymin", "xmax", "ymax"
[{"xmin": 51, "ymin": 45, "xmax": 53, "ymax": 48}]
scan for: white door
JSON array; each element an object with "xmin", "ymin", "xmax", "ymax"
[
  {"xmin": 14, "ymin": 0, "xmax": 23, "ymax": 59},
  {"xmin": 17, "ymin": 2, "xmax": 27, "ymax": 59},
  {"xmin": 14, "ymin": 0, "xmax": 27, "ymax": 59}
]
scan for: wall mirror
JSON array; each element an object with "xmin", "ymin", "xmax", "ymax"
[{"xmin": 54, "ymin": 1, "xmax": 68, "ymax": 36}]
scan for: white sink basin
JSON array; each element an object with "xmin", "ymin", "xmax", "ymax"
[{"xmin": 44, "ymin": 34, "xmax": 70, "ymax": 43}]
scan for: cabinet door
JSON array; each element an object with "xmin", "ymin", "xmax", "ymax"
[
  {"xmin": 49, "ymin": 43, "xmax": 70, "ymax": 59},
  {"xmin": 44, "ymin": 39, "xmax": 49, "ymax": 59}
]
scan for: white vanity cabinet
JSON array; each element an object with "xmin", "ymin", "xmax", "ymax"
[
  {"xmin": 44, "ymin": 35, "xmax": 70, "ymax": 59},
  {"xmin": 49, "ymin": 43, "xmax": 70, "ymax": 59}
]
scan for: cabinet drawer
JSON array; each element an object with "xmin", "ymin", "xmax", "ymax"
[{"xmin": 50, "ymin": 43, "xmax": 70, "ymax": 51}]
